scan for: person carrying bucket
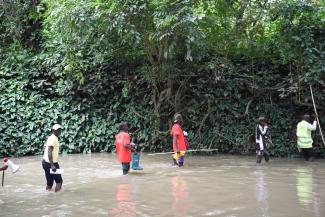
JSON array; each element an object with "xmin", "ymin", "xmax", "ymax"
[
  {"xmin": 42, "ymin": 124, "xmax": 63, "ymax": 192},
  {"xmin": 296, "ymin": 114, "xmax": 317, "ymax": 161},
  {"xmin": 171, "ymin": 114, "xmax": 187, "ymax": 167},
  {"xmin": 255, "ymin": 117, "xmax": 270, "ymax": 163},
  {"xmin": 115, "ymin": 122, "xmax": 132, "ymax": 175}
]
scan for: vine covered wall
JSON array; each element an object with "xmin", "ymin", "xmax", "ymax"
[{"xmin": 0, "ymin": 0, "xmax": 324, "ymax": 157}]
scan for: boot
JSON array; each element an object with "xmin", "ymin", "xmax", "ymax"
[
  {"xmin": 178, "ymin": 156, "xmax": 185, "ymax": 167},
  {"xmin": 122, "ymin": 163, "xmax": 130, "ymax": 175},
  {"xmin": 123, "ymin": 169, "xmax": 129, "ymax": 175},
  {"xmin": 172, "ymin": 158, "xmax": 178, "ymax": 166},
  {"xmin": 132, "ymin": 153, "xmax": 143, "ymax": 170}
]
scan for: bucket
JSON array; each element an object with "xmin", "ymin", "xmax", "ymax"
[{"xmin": 3, "ymin": 158, "xmax": 20, "ymax": 173}]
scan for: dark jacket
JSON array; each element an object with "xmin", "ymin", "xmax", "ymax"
[{"xmin": 255, "ymin": 125, "xmax": 268, "ymax": 151}]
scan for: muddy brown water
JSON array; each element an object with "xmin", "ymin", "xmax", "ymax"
[{"xmin": 0, "ymin": 153, "xmax": 324, "ymax": 217}]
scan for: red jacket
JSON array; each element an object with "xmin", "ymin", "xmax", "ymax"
[
  {"xmin": 171, "ymin": 123, "xmax": 186, "ymax": 151},
  {"xmin": 115, "ymin": 132, "xmax": 132, "ymax": 163}
]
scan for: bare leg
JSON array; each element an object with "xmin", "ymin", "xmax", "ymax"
[
  {"xmin": 55, "ymin": 183, "xmax": 62, "ymax": 192},
  {"xmin": 173, "ymin": 158, "xmax": 178, "ymax": 166},
  {"xmin": 264, "ymin": 150, "xmax": 270, "ymax": 162},
  {"xmin": 256, "ymin": 151, "xmax": 262, "ymax": 163}
]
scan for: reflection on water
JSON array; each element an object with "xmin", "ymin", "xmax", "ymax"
[
  {"xmin": 1, "ymin": 154, "xmax": 325, "ymax": 217},
  {"xmin": 254, "ymin": 170, "xmax": 269, "ymax": 217},
  {"xmin": 110, "ymin": 183, "xmax": 135, "ymax": 217},
  {"xmin": 295, "ymin": 166, "xmax": 325, "ymax": 217},
  {"xmin": 296, "ymin": 167, "xmax": 313, "ymax": 205},
  {"xmin": 172, "ymin": 175, "xmax": 190, "ymax": 217}
]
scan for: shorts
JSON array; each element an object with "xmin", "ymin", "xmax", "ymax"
[{"xmin": 42, "ymin": 160, "xmax": 63, "ymax": 187}]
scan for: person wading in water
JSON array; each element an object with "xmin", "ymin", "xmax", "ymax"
[
  {"xmin": 171, "ymin": 114, "xmax": 187, "ymax": 167},
  {"xmin": 296, "ymin": 114, "xmax": 317, "ymax": 162},
  {"xmin": 42, "ymin": 124, "xmax": 63, "ymax": 192},
  {"xmin": 115, "ymin": 122, "xmax": 132, "ymax": 175},
  {"xmin": 255, "ymin": 117, "xmax": 270, "ymax": 164}
]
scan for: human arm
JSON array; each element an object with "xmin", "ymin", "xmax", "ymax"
[
  {"xmin": 297, "ymin": 146, "xmax": 302, "ymax": 152},
  {"xmin": 124, "ymin": 143, "xmax": 132, "ymax": 149},
  {"xmin": 48, "ymin": 146, "xmax": 56, "ymax": 172},
  {"xmin": 256, "ymin": 125, "xmax": 266, "ymax": 150},
  {"xmin": 0, "ymin": 165, "xmax": 8, "ymax": 171},
  {"xmin": 123, "ymin": 136, "xmax": 132, "ymax": 150},
  {"xmin": 307, "ymin": 121, "xmax": 317, "ymax": 131},
  {"xmin": 259, "ymin": 125, "xmax": 268, "ymax": 135},
  {"xmin": 173, "ymin": 135, "xmax": 180, "ymax": 153}
]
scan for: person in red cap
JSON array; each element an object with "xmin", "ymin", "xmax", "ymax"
[
  {"xmin": 171, "ymin": 113, "xmax": 187, "ymax": 167},
  {"xmin": 115, "ymin": 122, "xmax": 132, "ymax": 175}
]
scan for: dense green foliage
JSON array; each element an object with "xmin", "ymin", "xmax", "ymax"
[{"xmin": 0, "ymin": 0, "xmax": 324, "ymax": 157}]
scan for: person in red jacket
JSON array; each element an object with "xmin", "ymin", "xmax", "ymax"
[
  {"xmin": 115, "ymin": 122, "xmax": 132, "ymax": 175},
  {"xmin": 171, "ymin": 114, "xmax": 187, "ymax": 167}
]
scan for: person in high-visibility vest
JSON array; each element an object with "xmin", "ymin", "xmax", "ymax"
[{"xmin": 296, "ymin": 114, "xmax": 317, "ymax": 161}]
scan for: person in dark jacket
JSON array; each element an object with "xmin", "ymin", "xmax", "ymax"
[{"xmin": 256, "ymin": 117, "xmax": 270, "ymax": 163}]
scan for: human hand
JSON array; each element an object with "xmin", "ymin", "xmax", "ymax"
[
  {"xmin": 124, "ymin": 144, "xmax": 132, "ymax": 150},
  {"xmin": 51, "ymin": 164, "xmax": 57, "ymax": 172},
  {"xmin": 297, "ymin": 147, "xmax": 301, "ymax": 152}
]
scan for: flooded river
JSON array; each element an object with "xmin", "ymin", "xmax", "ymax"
[{"xmin": 0, "ymin": 154, "xmax": 325, "ymax": 217}]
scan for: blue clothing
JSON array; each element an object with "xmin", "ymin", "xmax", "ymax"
[{"xmin": 132, "ymin": 153, "xmax": 143, "ymax": 170}]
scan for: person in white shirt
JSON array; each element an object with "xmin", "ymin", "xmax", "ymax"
[{"xmin": 42, "ymin": 124, "xmax": 63, "ymax": 192}]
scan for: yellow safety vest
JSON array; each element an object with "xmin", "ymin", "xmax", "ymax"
[{"xmin": 296, "ymin": 121, "xmax": 313, "ymax": 148}]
